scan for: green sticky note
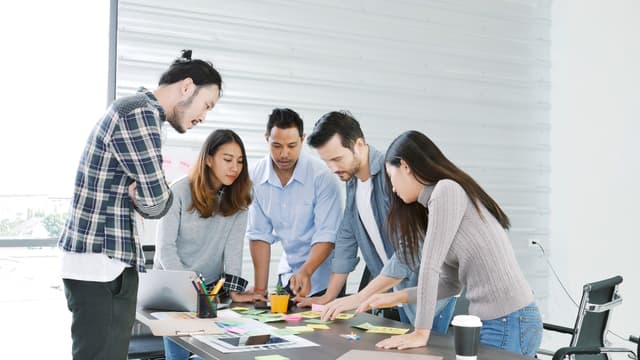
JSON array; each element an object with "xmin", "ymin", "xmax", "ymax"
[
  {"xmin": 244, "ymin": 309, "xmax": 267, "ymax": 315},
  {"xmin": 271, "ymin": 328, "xmax": 299, "ymax": 336},
  {"xmin": 351, "ymin": 322, "xmax": 376, "ymax": 330},
  {"xmin": 259, "ymin": 315, "xmax": 285, "ymax": 323},
  {"xmin": 286, "ymin": 325, "xmax": 314, "ymax": 332}
]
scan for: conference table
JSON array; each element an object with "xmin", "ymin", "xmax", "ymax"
[{"xmin": 162, "ymin": 305, "xmax": 531, "ymax": 360}]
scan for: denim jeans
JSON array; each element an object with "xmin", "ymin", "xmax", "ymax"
[
  {"xmin": 479, "ymin": 303, "xmax": 542, "ymax": 357},
  {"xmin": 163, "ymin": 337, "xmax": 202, "ymax": 360}
]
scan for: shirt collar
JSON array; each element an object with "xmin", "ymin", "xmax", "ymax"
[
  {"xmin": 259, "ymin": 152, "xmax": 309, "ymax": 187},
  {"xmin": 137, "ymin": 87, "xmax": 166, "ymax": 122},
  {"xmin": 418, "ymin": 184, "xmax": 436, "ymax": 208},
  {"xmin": 368, "ymin": 145, "xmax": 384, "ymax": 176}
]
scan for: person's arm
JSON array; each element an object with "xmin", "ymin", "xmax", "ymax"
[
  {"xmin": 250, "ymin": 240, "xmax": 271, "ymax": 295},
  {"xmin": 154, "ymin": 182, "xmax": 185, "ymax": 270},
  {"xmin": 245, "ymin": 187, "xmax": 276, "ymax": 296},
  {"xmin": 289, "ymin": 170, "xmax": 343, "ymax": 297},
  {"xmin": 295, "ymin": 272, "xmax": 348, "ymax": 307},
  {"xmin": 321, "ymin": 274, "xmax": 402, "ymax": 320},
  {"xmin": 289, "ymin": 242, "xmax": 335, "ymax": 297},
  {"xmin": 110, "ymin": 108, "xmax": 172, "ymax": 219}
]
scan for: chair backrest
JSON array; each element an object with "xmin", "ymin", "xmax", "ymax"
[{"xmin": 569, "ymin": 275, "xmax": 623, "ymax": 360}]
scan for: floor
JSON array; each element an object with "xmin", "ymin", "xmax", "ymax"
[{"xmin": 0, "ymin": 247, "xmax": 72, "ymax": 359}]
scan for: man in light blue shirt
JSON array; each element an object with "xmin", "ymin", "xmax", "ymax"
[{"xmin": 247, "ymin": 108, "xmax": 342, "ymax": 298}]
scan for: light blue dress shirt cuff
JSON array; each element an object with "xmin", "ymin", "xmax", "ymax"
[{"xmin": 246, "ymin": 232, "xmax": 277, "ymax": 244}]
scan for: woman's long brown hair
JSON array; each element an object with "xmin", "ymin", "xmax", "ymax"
[
  {"xmin": 384, "ymin": 130, "xmax": 510, "ymax": 269},
  {"xmin": 189, "ymin": 129, "xmax": 252, "ymax": 218}
]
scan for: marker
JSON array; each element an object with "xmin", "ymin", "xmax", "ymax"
[{"xmin": 211, "ymin": 278, "xmax": 225, "ymax": 295}]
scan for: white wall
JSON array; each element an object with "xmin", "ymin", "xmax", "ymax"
[{"xmin": 550, "ymin": 0, "xmax": 640, "ymax": 350}]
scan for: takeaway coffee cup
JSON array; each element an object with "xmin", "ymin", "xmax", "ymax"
[{"xmin": 452, "ymin": 315, "xmax": 482, "ymax": 360}]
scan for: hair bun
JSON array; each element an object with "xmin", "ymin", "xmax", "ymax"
[{"xmin": 176, "ymin": 49, "xmax": 193, "ymax": 64}]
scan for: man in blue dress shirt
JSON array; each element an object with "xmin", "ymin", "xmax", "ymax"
[{"xmin": 247, "ymin": 108, "xmax": 342, "ymax": 298}]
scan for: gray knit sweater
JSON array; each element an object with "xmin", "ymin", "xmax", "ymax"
[
  {"xmin": 154, "ymin": 176, "xmax": 248, "ymax": 284},
  {"xmin": 406, "ymin": 179, "xmax": 533, "ymax": 329}
]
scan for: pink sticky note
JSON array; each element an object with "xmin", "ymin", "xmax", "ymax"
[
  {"xmin": 283, "ymin": 315, "xmax": 302, "ymax": 322},
  {"xmin": 311, "ymin": 304, "xmax": 327, "ymax": 312},
  {"xmin": 226, "ymin": 327, "xmax": 248, "ymax": 334}
]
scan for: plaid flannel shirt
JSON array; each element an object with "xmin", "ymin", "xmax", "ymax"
[{"xmin": 58, "ymin": 88, "xmax": 173, "ymax": 272}]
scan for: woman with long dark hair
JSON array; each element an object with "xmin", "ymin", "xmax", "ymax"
[
  {"xmin": 155, "ymin": 129, "xmax": 266, "ymax": 360},
  {"xmin": 356, "ymin": 130, "xmax": 542, "ymax": 357}
]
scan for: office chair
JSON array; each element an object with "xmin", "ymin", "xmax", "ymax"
[
  {"xmin": 540, "ymin": 275, "xmax": 636, "ymax": 360},
  {"xmin": 128, "ymin": 244, "xmax": 165, "ymax": 360}
]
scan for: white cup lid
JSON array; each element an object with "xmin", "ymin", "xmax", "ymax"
[{"xmin": 451, "ymin": 315, "xmax": 482, "ymax": 327}]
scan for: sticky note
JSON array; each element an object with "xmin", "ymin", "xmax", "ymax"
[
  {"xmin": 366, "ymin": 326, "xmax": 410, "ymax": 335},
  {"xmin": 226, "ymin": 327, "xmax": 248, "ymax": 334},
  {"xmin": 307, "ymin": 324, "xmax": 330, "ymax": 330},
  {"xmin": 244, "ymin": 309, "xmax": 267, "ymax": 315},
  {"xmin": 283, "ymin": 314, "xmax": 302, "ymax": 322},
  {"xmin": 335, "ymin": 313, "xmax": 355, "ymax": 320},
  {"xmin": 272, "ymin": 328, "xmax": 300, "ymax": 336},
  {"xmin": 311, "ymin": 303, "xmax": 327, "ymax": 312},
  {"xmin": 231, "ymin": 307, "xmax": 249, "ymax": 312},
  {"xmin": 352, "ymin": 322, "xmax": 376, "ymax": 330},
  {"xmin": 286, "ymin": 325, "xmax": 314, "ymax": 332},
  {"xmin": 298, "ymin": 311, "xmax": 322, "ymax": 318}
]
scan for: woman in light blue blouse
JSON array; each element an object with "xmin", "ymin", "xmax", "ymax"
[{"xmin": 155, "ymin": 129, "xmax": 266, "ymax": 360}]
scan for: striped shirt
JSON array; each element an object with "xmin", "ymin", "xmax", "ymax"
[{"xmin": 58, "ymin": 88, "xmax": 173, "ymax": 272}]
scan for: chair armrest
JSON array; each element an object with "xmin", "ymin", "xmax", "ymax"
[
  {"xmin": 543, "ymin": 322, "xmax": 575, "ymax": 335},
  {"xmin": 552, "ymin": 346, "xmax": 602, "ymax": 360},
  {"xmin": 552, "ymin": 346, "xmax": 637, "ymax": 360}
]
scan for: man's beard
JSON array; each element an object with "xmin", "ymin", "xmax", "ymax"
[{"xmin": 166, "ymin": 89, "xmax": 199, "ymax": 134}]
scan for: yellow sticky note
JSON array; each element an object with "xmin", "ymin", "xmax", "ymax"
[
  {"xmin": 254, "ymin": 355, "xmax": 290, "ymax": 360},
  {"xmin": 366, "ymin": 326, "xmax": 410, "ymax": 335},
  {"xmin": 335, "ymin": 313, "xmax": 355, "ymax": 320},
  {"xmin": 231, "ymin": 306, "xmax": 249, "ymax": 312},
  {"xmin": 298, "ymin": 311, "xmax": 322, "ymax": 318},
  {"xmin": 286, "ymin": 325, "xmax": 314, "ymax": 332},
  {"xmin": 307, "ymin": 324, "xmax": 330, "ymax": 330}
]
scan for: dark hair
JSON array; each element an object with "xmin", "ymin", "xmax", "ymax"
[
  {"xmin": 307, "ymin": 111, "xmax": 365, "ymax": 150},
  {"xmin": 266, "ymin": 108, "xmax": 304, "ymax": 137},
  {"xmin": 189, "ymin": 129, "xmax": 252, "ymax": 217},
  {"xmin": 385, "ymin": 130, "xmax": 510, "ymax": 268},
  {"xmin": 158, "ymin": 50, "xmax": 223, "ymax": 93}
]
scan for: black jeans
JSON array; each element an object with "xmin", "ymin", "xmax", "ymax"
[{"xmin": 63, "ymin": 267, "xmax": 138, "ymax": 360}]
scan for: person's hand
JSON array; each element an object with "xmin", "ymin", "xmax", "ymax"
[
  {"xmin": 320, "ymin": 294, "xmax": 361, "ymax": 321},
  {"xmin": 355, "ymin": 291, "xmax": 405, "ymax": 314},
  {"xmin": 128, "ymin": 182, "xmax": 138, "ymax": 205},
  {"xmin": 229, "ymin": 291, "xmax": 268, "ymax": 303},
  {"xmin": 293, "ymin": 293, "xmax": 333, "ymax": 308},
  {"xmin": 289, "ymin": 270, "xmax": 312, "ymax": 297},
  {"xmin": 375, "ymin": 329, "xmax": 431, "ymax": 350},
  {"xmin": 247, "ymin": 286, "xmax": 268, "ymax": 297}
]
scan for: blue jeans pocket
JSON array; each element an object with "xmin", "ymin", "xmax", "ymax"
[
  {"xmin": 480, "ymin": 317, "xmax": 508, "ymax": 349},
  {"xmin": 518, "ymin": 306, "xmax": 543, "ymax": 357}
]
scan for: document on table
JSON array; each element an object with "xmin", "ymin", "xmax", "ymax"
[{"xmin": 191, "ymin": 309, "xmax": 319, "ymax": 353}]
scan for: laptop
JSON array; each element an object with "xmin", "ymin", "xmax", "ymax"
[{"xmin": 138, "ymin": 269, "xmax": 199, "ymax": 311}]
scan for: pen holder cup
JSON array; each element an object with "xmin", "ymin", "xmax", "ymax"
[
  {"xmin": 269, "ymin": 293, "xmax": 290, "ymax": 314},
  {"xmin": 196, "ymin": 293, "xmax": 217, "ymax": 318}
]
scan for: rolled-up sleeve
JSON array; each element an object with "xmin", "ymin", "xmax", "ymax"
[
  {"xmin": 310, "ymin": 172, "xmax": 342, "ymax": 245},
  {"xmin": 109, "ymin": 108, "xmax": 172, "ymax": 219},
  {"xmin": 381, "ymin": 253, "xmax": 413, "ymax": 279},
  {"xmin": 246, "ymin": 189, "xmax": 277, "ymax": 244}
]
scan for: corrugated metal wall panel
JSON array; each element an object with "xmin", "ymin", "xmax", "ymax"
[{"xmin": 117, "ymin": 0, "xmax": 551, "ymax": 313}]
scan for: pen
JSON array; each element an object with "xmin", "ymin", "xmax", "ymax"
[{"xmin": 191, "ymin": 280, "xmax": 201, "ymax": 294}]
